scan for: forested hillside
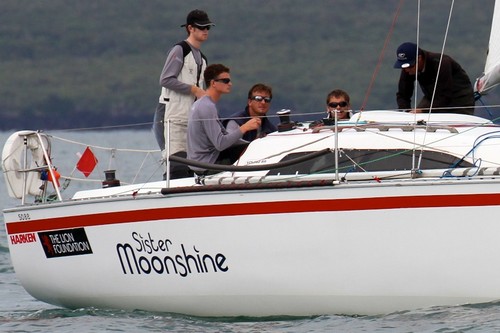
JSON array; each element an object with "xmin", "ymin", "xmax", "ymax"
[{"xmin": 0, "ymin": 0, "xmax": 497, "ymax": 130}]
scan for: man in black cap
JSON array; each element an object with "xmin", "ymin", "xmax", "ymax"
[
  {"xmin": 153, "ymin": 9, "xmax": 215, "ymax": 179},
  {"xmin": 394, "ymin": 42, "xmax": 475, "ymax": 115}
]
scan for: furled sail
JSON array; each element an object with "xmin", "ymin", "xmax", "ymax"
[{"xmin": 475, "ymin": 0, "xmax": 500, "ymax": 95}]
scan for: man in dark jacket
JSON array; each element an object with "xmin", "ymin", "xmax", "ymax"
[
  {"xmin": 394, "ymin": 42, "xmax": 475, "ymax": 115},
  {"xmin": 223, "ymin": 83, "xmax": 277, "ymax": 142}
]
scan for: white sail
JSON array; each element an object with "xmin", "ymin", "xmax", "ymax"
[{"xmin": 475, "ymin": 0, "xmax": 500, "ymax": 95}]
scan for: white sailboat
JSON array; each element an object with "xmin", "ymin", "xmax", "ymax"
[{"xmin": 3, "ymin": 2, "xmax": 500, "ymax": 317}]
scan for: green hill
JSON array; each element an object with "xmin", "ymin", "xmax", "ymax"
[{"xmin": 0, "ymin": 0, "xmax": 497, "ymax": 130}]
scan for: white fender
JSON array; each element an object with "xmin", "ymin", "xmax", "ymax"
[{"xmin": 1, "ymin": 131, "xmax": 48, "ymax": 199}]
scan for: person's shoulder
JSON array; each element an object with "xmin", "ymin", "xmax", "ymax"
[
  {"xmin": 193, "ymin": 95, "xmax": 209, "ymax": 106},
  {"xmin": 165, "ymin": 43, "xmax": 184, "ymax": 58},
  {"xmin": 199, "ymin": 95, "xmax": 214, "ymax": 104},
  {"xmin": 427, "ymin": 52, "xmax": 455, "ymax": 68},
  {"xmin": 193, "ymin": 96, "xmax": 215, "ymax": 111},
  {"xmin": 426, "ymin": 51, "xmax": 444, "ymax": 63}
]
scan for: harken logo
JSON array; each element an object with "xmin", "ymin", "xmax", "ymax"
[
  {"xmin": 10, "ymin": 233, "xmax": 37, "ymax": 245},
  {"xmin": 38, "ymin": 228, "xmax": 93, "ymax": 258}
]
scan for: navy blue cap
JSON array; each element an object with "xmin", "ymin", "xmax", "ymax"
[{"xmin": 394, "ymin": 42, "xmax": 418, "ymax": 69}]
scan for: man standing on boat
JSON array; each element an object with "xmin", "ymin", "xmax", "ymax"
[
  {"xmin": 187, "ymin": 64, "xmax": 261, "ymax": 175},
  {"xmin": 223, "ymin": 83, "xmax": 277, "ymax": 142},
  {"xmin": 393, "ymin": 42, "xmax": 475, "ymax": 115},
  {"xmin": 153, "ymin": 9, "xmax": 214, "ymax": 179}
]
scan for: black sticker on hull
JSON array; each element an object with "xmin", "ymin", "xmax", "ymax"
[{"xmin": 38, "ymin": 228, "xmax": 93, "ymax": 258}]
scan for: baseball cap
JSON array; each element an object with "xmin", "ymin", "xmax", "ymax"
[
  {"xmin": 394, "ymin": 42, "xmax": 418, "ymax": 69},
  {"xmin": 181, "ymin": 9, "xmax": 215, "ymax": 27}
]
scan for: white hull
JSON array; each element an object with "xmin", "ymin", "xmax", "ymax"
[{"xmin": 5, "ymin": 177, "xmax": 500, "ymax": 316}]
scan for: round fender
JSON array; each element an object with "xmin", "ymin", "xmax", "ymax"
[{"xmin": 1, "ymin": 131, "xmax": 49, "ymax": 199}]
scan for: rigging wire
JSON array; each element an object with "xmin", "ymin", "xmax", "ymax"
[
  {"xmin": 411, "ymin": 0, "xmax": 422, "ymax": 172},
  {"xmin": 416, "ymin": 0, "xmax": 456, "ymax": 170}
]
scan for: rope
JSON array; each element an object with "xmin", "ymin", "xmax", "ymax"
[
  {"xmin": 476, "ymin": 97, "xmax": 495, "ymax": 120},
  {"xmin": 50, "ymin": 134, "xmax": 160, "ymax": 153},
  {"xmin": 53, "ymin": 121, "xmax": 154, "ymax": 132}
]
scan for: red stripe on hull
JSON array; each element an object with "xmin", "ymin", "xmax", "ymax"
[{"xmin": 6, "ymin": 193, "xmax": 500, "ymax": 235}]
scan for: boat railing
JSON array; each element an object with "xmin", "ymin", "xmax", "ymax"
[
  {"xmin": 2, "ymin": 129, "xmax": 165, "ymax": 205},
  {"xmin": 2, "ymin": 131, "xmax": 63, "ymax": 205}
]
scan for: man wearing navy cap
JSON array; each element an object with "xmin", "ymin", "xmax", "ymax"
[
  {"xmin": 394, "ymin": 42, "xmax": 474, "ymax": 114},
  {"xmin": 154, "ymin": 9, "xmax": 215, "ymax": 179}
]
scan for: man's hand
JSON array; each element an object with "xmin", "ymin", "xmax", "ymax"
[
  {"xmin": 191, "ymin": 85, "xmax": 206, "ymax": 99},
  {"xmin": 240, "ymin": 117, "xmax": 262, "ymax": 133}
]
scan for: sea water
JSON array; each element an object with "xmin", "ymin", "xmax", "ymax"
[{"xmin": 2, "ymin": 129, "xmax": 500, "ymax": 332}]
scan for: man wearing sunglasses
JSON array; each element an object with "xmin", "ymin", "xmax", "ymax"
[
  {"xmin": 153, "ymin": 9, "xmax": 215, "ymax": 179},
  {"xmin": 187, "ymin": 64, "xmax": 262, "ymax": 175},
  {"xmin": 223, "ymin": 83, "xmax": 277, "ymax": 142},
  {"xmin": 326, "ymin": 89, "xmax": 352, "ymax": 120}
]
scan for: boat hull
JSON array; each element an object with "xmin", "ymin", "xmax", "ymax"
[{"xmin": 5, "ymin": 178, "xmax": 500, "ymax": 316}]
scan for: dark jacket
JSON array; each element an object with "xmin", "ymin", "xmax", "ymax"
[
  {"xmin": 223, "ymin": 107, "xmax": 277, "ymax": 142},
  {"xmin": 396, "ymin": 50, "xmax": 475, "ymax": 114}
]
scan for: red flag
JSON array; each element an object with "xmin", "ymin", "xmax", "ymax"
[{"xmin": 76, "ymin": 147, "xmax": 98, "ymax": 177}]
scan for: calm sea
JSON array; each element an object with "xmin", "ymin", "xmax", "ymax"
[{"xmin": 2, "ymin": 129, "xmax": 500, "ymax": 332}]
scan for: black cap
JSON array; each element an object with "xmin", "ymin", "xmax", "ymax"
[{"xmin": 181, "ymin": 9, "xmax": 215, "ymax": 27}]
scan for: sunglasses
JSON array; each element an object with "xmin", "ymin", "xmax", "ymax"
[
  {"xmin": 214, "ymin": 78, "xmax": 231, "ymax": 84},
  {"xmin": 328, "ymin": 101, "xmax": 348, "ymax": 108},
  {"xmin": 193, "ymin": 25, "xmax": 211, "ymax": 31},
  {"xmin": 251, "ymin": 95, "xmax": 272, "ymax": 103}
]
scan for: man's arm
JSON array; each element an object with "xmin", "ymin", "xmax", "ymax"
[
  {"xmin": 396, "ymin": 71, "xmax": 414, "ymax": 110},
  {"xmin": 200, "ymin": 107, "xmax": 243, "ymax": 151},
  {"xmin": 225, "ymin": 120, "xmax": 242, "ymax": 134},
  {"xmin": 159, "ymin": 45, "xmax": 194, "ymax": 95}
]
